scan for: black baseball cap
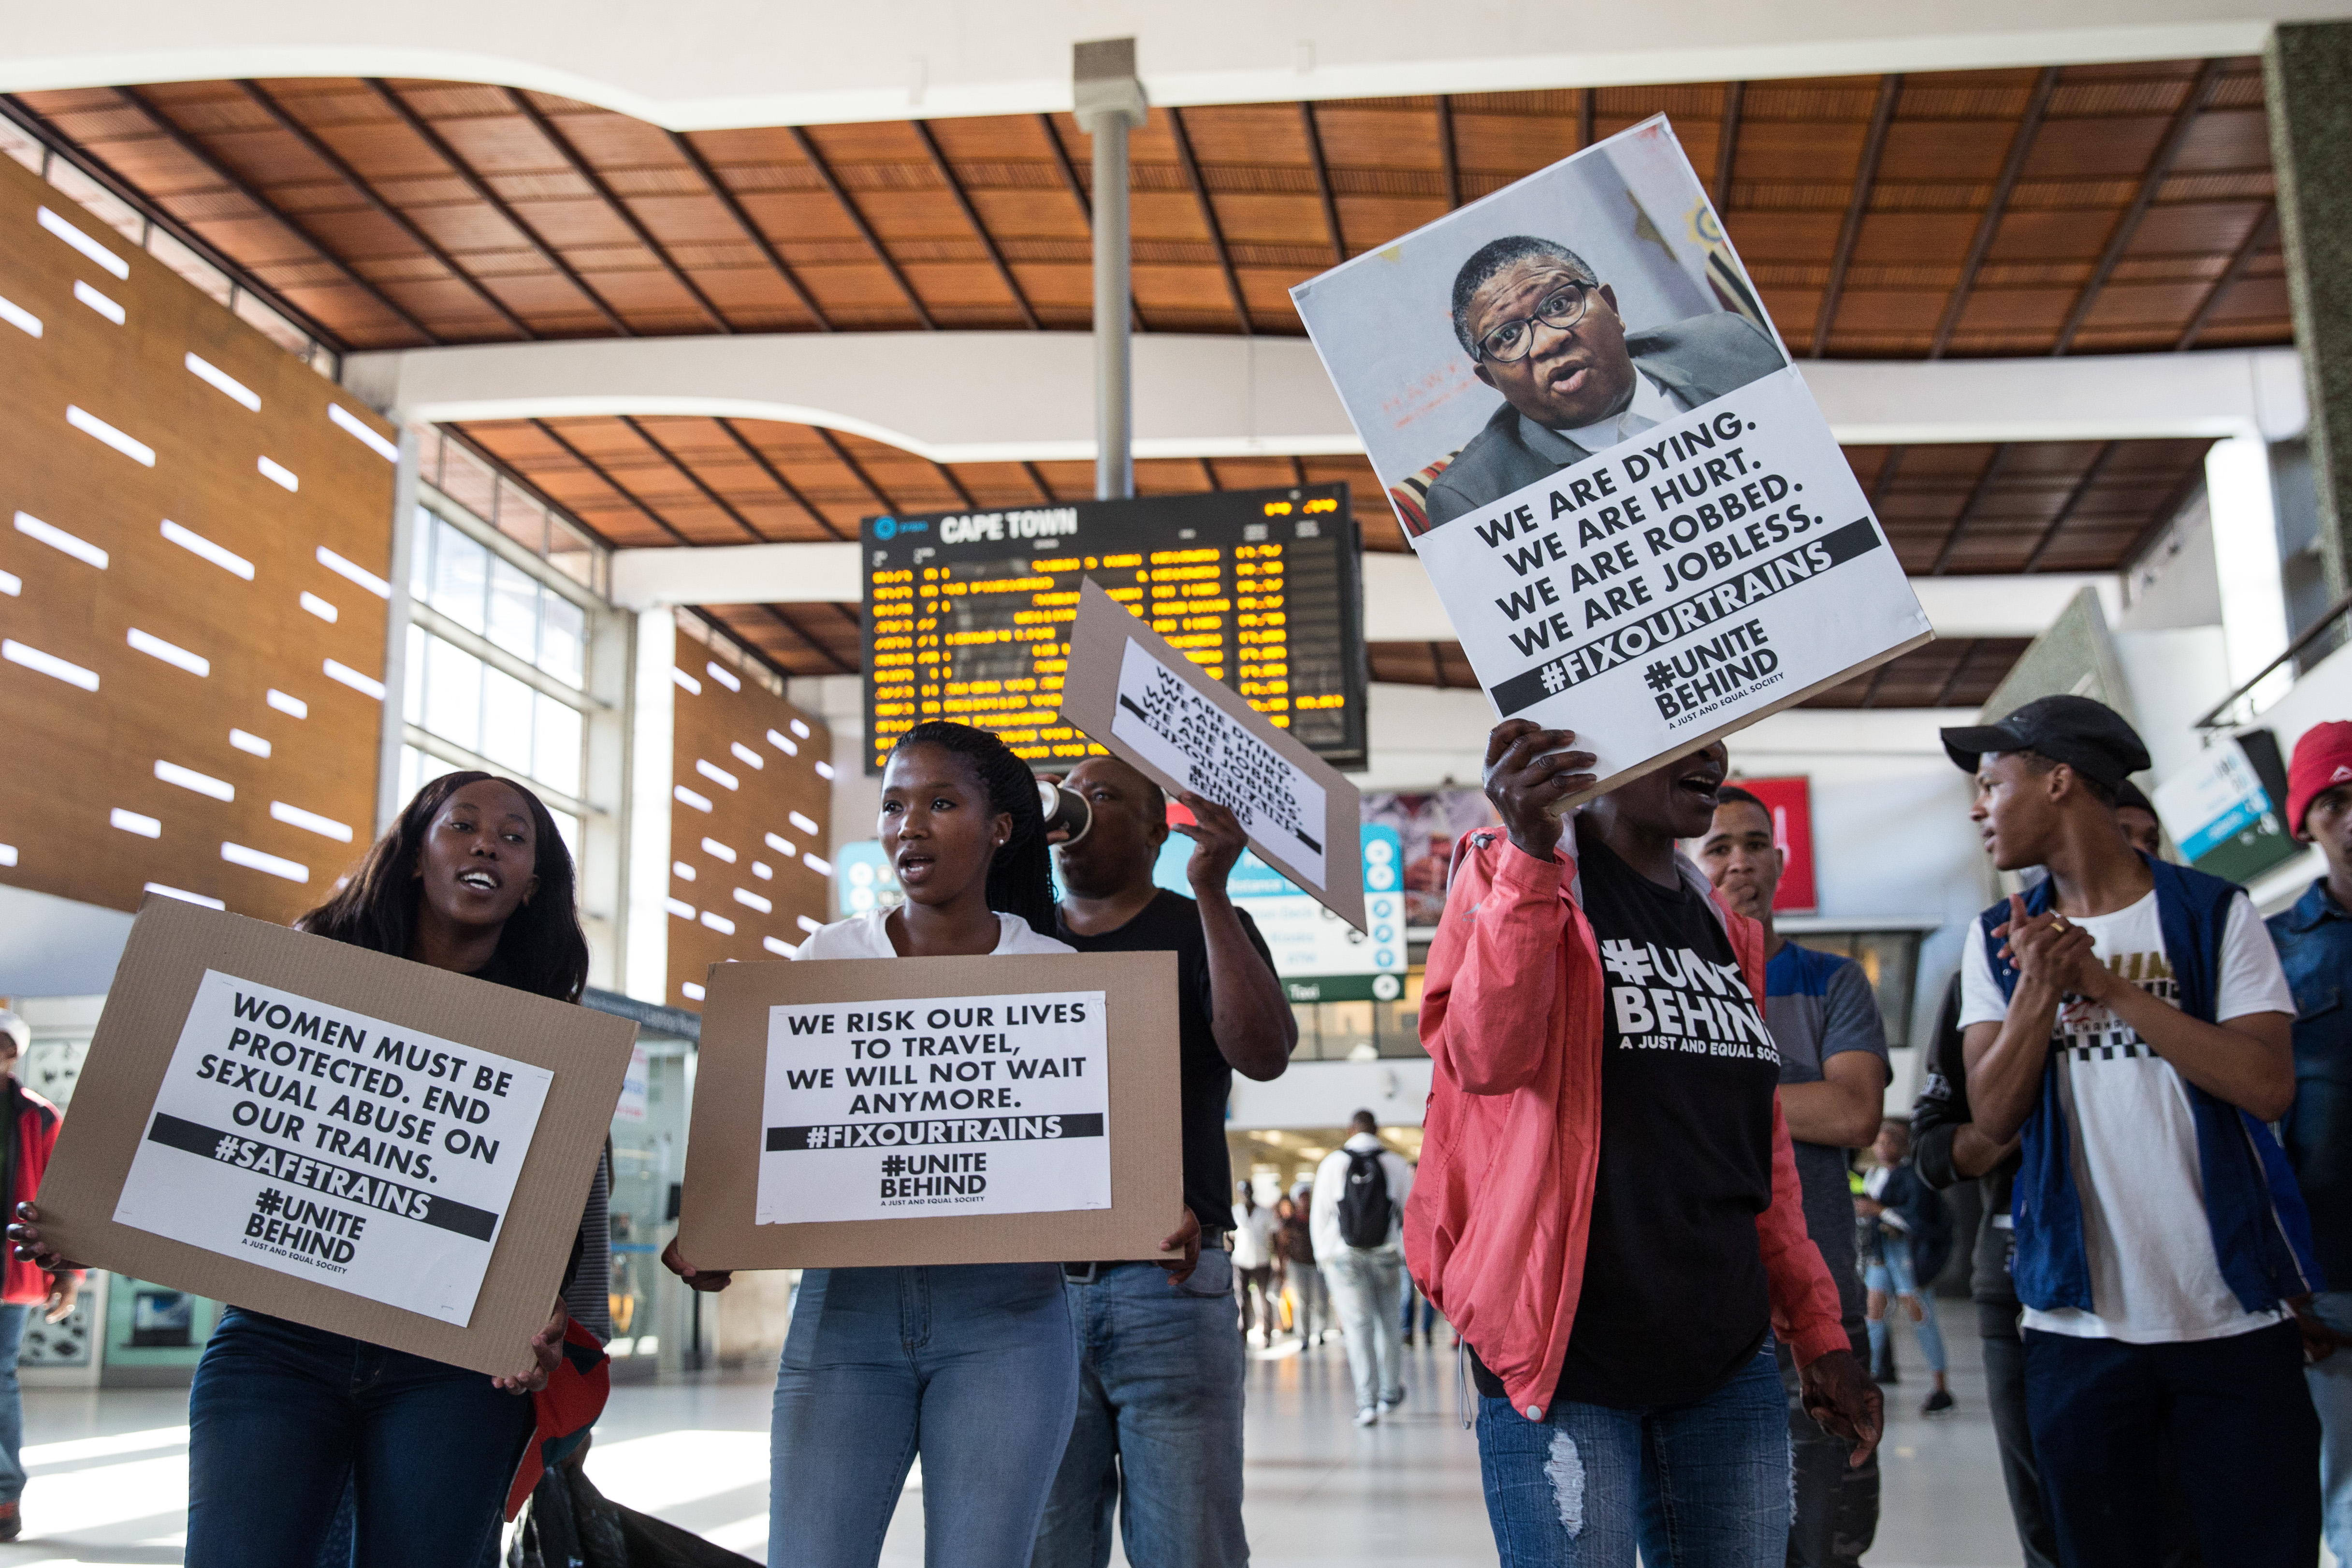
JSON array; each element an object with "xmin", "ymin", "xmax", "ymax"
[
  {"xmin": 1941, "ymin": 695, "xmax": 2151, "ymax": 796},
  {"xmin": 2114, "ymin": 777, "xmax": 2154, "ymax": 815}
]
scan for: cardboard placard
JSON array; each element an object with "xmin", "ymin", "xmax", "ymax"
[
  {"xmin": 1288, "ymin": 116, "xmax": 1933, "ymax": 807},
  {"xmin": 34, "ymin": 896, "xmax": 636, "ymax": 1375},
  {"xmin": 1060, "ymin": 578, "xmax": 1366, "ymax": 930},
  {"xmin": 679, "ymin": 950, "xmax": 1181, "ymax": 1270}
]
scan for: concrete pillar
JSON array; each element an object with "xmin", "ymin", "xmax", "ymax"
[
  {"xmin": 2265, "ymin": 21, "xmax": 2352, "ymax": 605},
  {"xmin": 623, "ymin": 607, "xmax": 677, "ymax": 1004},
  {"xmin": 1074, "ymin": 38, "xmax": 1147, "ymax": 501}
]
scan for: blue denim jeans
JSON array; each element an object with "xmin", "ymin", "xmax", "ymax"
[
  {"xmin": 184, "ymin": 1307, "xmax": 533, "ymax": 1568},
  {"xmin": 1031, "ymin": 1249, "xmax": 1247, "ymax": 1568},
  {"xmin": 0, "ymin": 1304, "xmax": 26, "ymax": 1506},
  {"xmin": 1323, "ymin": 1245, "xmax": 1407, "ymax": 1413},
  {"xmin": 1477, "ymin": 1346, "xmax": 1788, "ymax": 1568},
  {"xmin": 1864, "ymin": 1233, "xmax": 1946, "ymax": 1375},
  {"xmin": 771, "ymin": 1263, "xmax": 1078, "ymax": 1568}
]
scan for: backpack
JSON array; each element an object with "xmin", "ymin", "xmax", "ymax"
[{"xmin": 1337, "ymin": 1148, "xmax": 1393, "ymax": 1249}]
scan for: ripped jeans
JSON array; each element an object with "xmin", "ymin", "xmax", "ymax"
[{"xmin": 1475, "ymin": 1347, "xmax": 1788, "ymax": 1568}]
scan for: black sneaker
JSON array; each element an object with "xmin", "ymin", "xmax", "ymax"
[{"xmin": 1921, "ymin": 1388, "xmax": 1955, "ymax": 1417}]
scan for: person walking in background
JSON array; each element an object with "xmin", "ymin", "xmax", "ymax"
[
  {"xmin": 1275, "ymin": 1195, "xmax": 1326, "ymax": 1346},
  {"xmin": 2269, "ymin": 721, "xmax": 2352, "ymax": 1563},
  {"xmin": 1948, "ymin": 696, "xmax": 2315, "ymax": 1568},
  {"xmin": 1232, "ymin": 1183, "xmax": 1281, "ymax": 1344},
  {"xmin": 0, "ymin": 1011, "xmax": 76, "ymax": 1544},
  {"xmin": 1856, "ymin": 1120, "xmax": 1953, "ymax": 1415},
  {"xmin": 1699, "ymin": 784, "xmax": 1889, "ymax": 1568},
  {"xmin": 1031, "ymin": 754, "xmax": 1292, "ymax": 1568},
  {"xmin": 1313, "ymin": 1111, "xmax": 1414, "ymax": 1426}
]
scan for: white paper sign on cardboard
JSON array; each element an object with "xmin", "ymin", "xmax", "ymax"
[
  {"xmin": 110, "ymin": 971, "xmax": 552, "ymax": 1326},
  {"xmin": 1108, "ymin": 639, "xmax": 1331, "ymax": 893},
  {"xmin": 755, "ymin": 990, "xmax": 1111, "ymax": 1225}
]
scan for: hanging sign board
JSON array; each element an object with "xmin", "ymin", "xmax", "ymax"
[
  {"xmin": 679, "ymin": 950, "xmax": 1180, "ymax": 1269},
  {"xmin": 32, "ymin": 896, "xmax": 636, "ymax": 1375},
  {"xmin": 1289, "ymin": 115, "xmax": 1932, "ymax": 806},
  {"xmin": 1060, "ymin": 577, "xmax": 1366, "ymax": 929}
]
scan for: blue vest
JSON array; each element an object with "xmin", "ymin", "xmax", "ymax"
[{"xmin": 1979, "ymin": 857, "xmax": 2322, "ymax": 1313}]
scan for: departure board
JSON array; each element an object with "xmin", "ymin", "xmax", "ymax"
[{"xmin": 863, "ymin": 485, "xmax": 1366, "ymax": 774}]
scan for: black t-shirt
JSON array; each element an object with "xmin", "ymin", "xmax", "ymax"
[
  {"xmin": 1055, "ymin": 890, "xmax": 1277, "ymax": 1236},
  {"xmin": 1470, "ymin": 825, "xmax": 1782, "ymax": 1408}
]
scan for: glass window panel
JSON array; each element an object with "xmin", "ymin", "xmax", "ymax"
[
  {"xmin": 548, "ymin": 517, "xmax": 599, "ymax": 592},
  {"xmin": 419, "ymin": 427, "xmax": 446, "ymax": 490},
  {"xmin": 145, "ymin": 230, "xmax": 232, "ymax": 306},
  {"xmin": 494, "ymin": 485, "xmax": 548, "ymax": 556},
  {"xmin": 430, "ymin": 520, "xmax": 489, "ymax": 633},
  {"xmin": 409, "ymin": 507, "xmax": 435, "ymax": 602},
  {"xmin": 532, "ymin": 695, "xmax": 583, "ymax": 798},
  {"xmin": 403, "ymin": 623, "xmax": 425, "ymax": 726},
  {"xmin": 479, "ymin": 666, "xmax": 535, "ymax": 775},
  {"xmin": 231, "ymin": 290, "xmax": 310, "ymax": 359},
  {"xmin": 547, "ymin": 807, "xmax": 581, "ymax": 867},
  {"xmin": 539, "ymin": 593, "xmax": 586, "ymax": 688},
  {"xmin": 400, "ymin": 745, "xmax": 461, "ymax": 810},
  {"xmin": 422, "ymin": 636, "xmax": 483, "ymax": 754},
  {"xmin": 486, "ymin": 555, "xmax": 540, "ymax": 663},
  {"xmin": 438, "ymin": 440, "xmax": 499, "ymax": 525},
  {"xmin": 45, "ymin": 159, "xmax": 143, "ymax": 242}
]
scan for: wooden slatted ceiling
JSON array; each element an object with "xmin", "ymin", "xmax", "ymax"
[{"xmin": 7, "ymin": 59, "xmax": 2285, "ymax": 354}]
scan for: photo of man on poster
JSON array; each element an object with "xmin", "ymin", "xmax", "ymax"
[{"xmin": 1421, "ymin": 235, "xmax": 1786, "ymax": 529}]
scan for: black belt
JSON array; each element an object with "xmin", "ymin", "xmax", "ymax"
[{"xmin": 1064, "ymin": 1233, "xmax": 1228, "ymax": 1283}]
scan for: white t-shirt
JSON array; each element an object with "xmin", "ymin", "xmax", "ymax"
[
  {"xmin": 1231, "ymin": 1202, "xmax": 1280, "ymax": 1270},
  {"xmin": 1960, "ymin": 888, "xmax": 2294, "ymax": 1343},
  {"xmin": 794, "ymin": 908, "xmax": 1073, "ymax": 961}
]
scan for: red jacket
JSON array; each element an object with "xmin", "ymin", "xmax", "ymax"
[
  {"xmin": 4, "ymin": 1080, "xmax": 66, "ymax": 1306},
  {"xmin": 1406, "ymin": 831, "xmax": 1846, "ymax": 1418}
]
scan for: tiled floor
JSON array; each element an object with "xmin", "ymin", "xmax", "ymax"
[{"xmin": 0, "ymin": 1307, "xmax": 2250, "ymax": 1566}]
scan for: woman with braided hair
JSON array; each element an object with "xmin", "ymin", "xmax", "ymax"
[{"xmin": 663, "ymin": 722, "xmax": 1200, "ymax": 1568}]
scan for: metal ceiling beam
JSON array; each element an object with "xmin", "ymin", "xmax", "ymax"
[
  {"xmin": 233, "ymin": 80, "xmax": 532, "ymax": 341},
  {"xmin": 363, "ymin": 79, "xmax": 633, "ymax": 336},
  {"xmin": 667, "ymin": 130, "xmax": 834, "ymax": 332},
  {"xmin": 617, "ymin": 414, "xmax": 767, "ymax": 541},
  {"xmin": 2176, "ymin": 203, "xmax": 2276, "ymax": 351},
  {"xmin": 1858, "ymin": 657, "xmax": 1899, "ymax": 707},
  {"xmin": 1038, "ymin": 113, "xmax": 1089, "ymax": 221},
  {"xmin": 2021, "ymin": 439, "xmax": 2120, "ymax": 570},
  {"xmin": 1714, "ymin": 82, "xmax": 1745, "ymax": 213},
  {"xmin": 1868, "ymin": 445, "xmax": 1908, "ymax": 509},
  {"xmin": 787, "ymin": 125, "xmax": 936, "ymax": 330},
  {"xmin": 1579, "ymin": 89, "xmax": 1596, "ymax": 150},
  {"xmin": 2051, "ymin": 58, "xmax": 2227, "ymax": 356},
  {"xmin": 1429, "ymin": 641, "xmax": 1451, "ymax": 690},
  {"xmin": 527, "ymin": 418, "xmax": 694, "ymax": 545},
  {"xmin": 503, "ymin": 89, "xmax": 733, "ymax": 334},
  {"xmin": 111, "ymin": 89, "xmax": 441, "ymax": 346},
  {"xmin": 760, "ymin": 603, "xmax": 854, "ymax": 675},
  {"xmin": 682, "ymin": 605, "xmax": 804, "ymax": 688},
  {"xmin": 1167, "ymin": 106, "xmax": 1252, "ymax": 335},
  {"xmin": 910, "ymin": 118, "xmax": 1040, "ymax": 330},
  {"xmin": 813, "ymin": 424, "xmax": 900, "ymax": 514},
  {"xmin": 438, "ymin": 421, "xmax": 619, "ymax": 551},
  {"xmin": 1021, "ymin": 460, "xmax": 1058, "ymax": 502},
  {"xmin": 1930, "ymin": 442, "xmax": 2015, "ymax": 573},
  {"xmin": 1931, "ymin": 638, "xmax": 1985, "ymax": 706},
  {"xmin": 1300, "ymin": 102, "xmax": 1345, "ymax": 265},
  {"xmin": 714, "ymin": 418, "xmax": 844, "ymax": 540},
  {"xmin": 1930, "ymin": 65, "xmax": 2059, "ymax": 359},
  {"xmin": 1199, "ymin": 457, "xmax": 1222, "ymax": 490},
  {"xmin": 2116, "ymin": 454, "xmax": 2214, "ymax": 570},
  {"xmin": 1436, "ymin": 96, "xmax": 1460, "ymax": 209},
  {"xmin": 1811, "ymin": 74, "xmax": 1902, "ymax": 359},
  {"xmin": 930, "ymin": 457, "xmax": 979, "ymax": 510}
]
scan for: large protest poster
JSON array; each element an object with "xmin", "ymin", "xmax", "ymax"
[
  {"xmin": 34, "ymin": 896, "xmax": 635, "ymax": 1375},
  {"xmin": 681, "ymin": 951, "xmax": 1180, "ymax": 1270},
  {"xmin": 1060, "ymin": 578, "xmax": 1366, "ymax": 929},
  {"xmin": 110, "ymin": 971, "xmax": 552, "ymax": 1325},
  {"xmin": 755, "ymin": 989, "xmax": 1111, "ymax": 1224},
  {"xmin": 1291, "ymin": 116, "xmax": 1931, "ymax": 802}
]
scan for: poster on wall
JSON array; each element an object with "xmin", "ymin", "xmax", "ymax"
[
  {"xmin": 1724, "ymin": 775, "xmax": 1817, "ymax": 913},
  {"xmin": 680, "ymin": 950, "xmax": 1181, "ymax": 1269},
  {"xmin": 1290, "ymin": 116, "xmax": 1932, "ymax": 805},
  {"xmin": 1362, "ymin": 790, "xmax": 1502, "ymax": 929}
]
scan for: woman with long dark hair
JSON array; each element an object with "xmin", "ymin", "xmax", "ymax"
[
  {"xmin": 664, "ymin": 721, "xmax": 1199, "ymax": 1568},
  {"xmin": 14, "ymin": 771, "xmax": 605, "ymax": 1566}
]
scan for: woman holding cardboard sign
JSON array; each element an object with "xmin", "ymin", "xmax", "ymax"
[
  {"xmin": 662, "ymin": 720, "xmax": 1201, "ymax": 1568},
  {"xmin": 13, "ymin": 773, "xmax": 606, "ymax": 1568}
]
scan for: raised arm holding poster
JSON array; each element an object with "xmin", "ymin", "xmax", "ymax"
[
  {"xmin": 1292, "ymin": 116, "xmax": 1931, "ymax": 803},
  {"xmin": 1060, "ymin": 576, "xmax": 1366, "ymax": 929}
]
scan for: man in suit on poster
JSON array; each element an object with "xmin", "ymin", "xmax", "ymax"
[{"xmin": 1422, "ymin": 234, "xmax": 1786, "ymax": 529}]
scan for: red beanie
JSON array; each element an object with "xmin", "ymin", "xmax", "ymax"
[{"xmin": 2287, "ymin": 721, "xmax": 2352, "ymax": 840}]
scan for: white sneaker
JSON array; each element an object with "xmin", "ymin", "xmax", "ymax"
[
  {"xmin": 1355, "ymin": 1407, "xmax": 1379, "ymax": 1428},
  {"xmin": 1378, "ymin": 1388, "xmax": 1407, "ymax": 1413}
]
